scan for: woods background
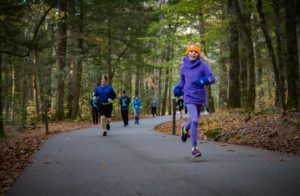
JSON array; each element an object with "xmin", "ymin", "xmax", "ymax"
[{"xmin": 1, "ymin": 0, "xmax": 299, "ymax": 137}]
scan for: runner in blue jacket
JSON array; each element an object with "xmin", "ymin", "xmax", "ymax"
[
  {"xmin": 94, "ymin": 76, "xmax": 116, "ymax": 136},
  {"xmin": 132, "ymin": 95, "xmax": 142, "ymax": 124}
]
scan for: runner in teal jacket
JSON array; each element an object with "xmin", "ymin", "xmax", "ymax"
[{"xmin": 132, "ymin": 95, "xmax": 142, "ymax": 124}]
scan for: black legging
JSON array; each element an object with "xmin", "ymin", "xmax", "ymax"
[
  {"xmin": 121, "ymin": 109, "xmax": 129, "ymax": 125},
  {"xmin": 92, "ymin": 108, "xmax": 99, "ymax": 125},
  {"xmin": 151, "ymin": 107, "xmax": 157, "ymax": 116}
]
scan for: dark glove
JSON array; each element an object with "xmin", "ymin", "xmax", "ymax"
[
  {"xmin": 192, "ymin": 76, "xmax": 210, "ymax": 87},
  {"xmin": 173, "ymin": 86, "xmax": 183, "ymax": 98}
]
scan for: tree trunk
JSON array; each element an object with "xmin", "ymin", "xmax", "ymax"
[
  {"xmin": 273, "ymin": 0, "xmax": 286, "ymax": 106},
  {"xmin": 128, "ymin": 64, "xmax": 133, "ymax": 96},
  {"xmin": 296, "ymin": 0, "xmax": 300, "ymax": 107},
  {"xmin": 168, "ymin": 68, "xmax": 172, "ymax": 115},
  {"xmin": 66, "ymin": 0, "xmax": 83, "ymax": 119},
  {"xmin": 152, "ymin": 67, "xmax": 159, "ymax": 115},
  {"xmin": 253, "ymin": 12, "xmax": 263, "ymax": 87},
  {"xmin": 206, "ymin": 86, "xmax": 215, "ymax": 112},
  {"xmin": 71, "ymin": 0, "xmax": 84, "ymax": 119},
  {"xmin": 135, "ymin": 55, "xmax": 141, "ymax": 97},
  {"xmin": 233, "ymin": 0, "xmax": 256, "ymax": 110},
  {"xmin": 228, "ymin": 0, "xmax": 241, "ymax": 108},
  {"xmin": 239, "ymin": 44, "xmax": 248, "ymax": 107},
  {"xmin": 0, "ymin": 54, "xmax": 11, "ymax": 121},
  {"xmin": 168, "ymin": 46, "xmax": 174, "ymax": 115},
  {"xmin": 161, "ymin": 67, "xmax": 169, "ymax": 115},
  {"xmin": 44, "ymin": 102, "xmax": 50, "ymax": 135},
  {"xmin": 19, "ymin": 57, "xmax": 28, "ymax": 130},
  {"xmin": 257, "ymin": 0, "xmax": 285, "ymax": 111},
  {"xmin": 54, "ymin": 0, "xmax": 67, "ymax": 120},
  {"xmin": 39, "ymin": 47, "xmax": 53, "ymax": 135},
  {"xmin": 218, "ymin": 22, "xmax": 229, "ymax": 109},
  {"xmin": 254, "ymin": 33, "xmax": 265, "ymax": 109},
  {"xmin": 218, "ymin": 0, "xmax": 229, "ymax": 109},
  {"xmin": 10, "ymin": 62, "xmax": 15, "ymax": 124},
  {"xmin": 198, "ymin": 12, "xmax": 215, "ymax": 112},
  {"xmin": 0, "ymin": 53, "xmax": 5, "ymax": 137},
  {"xmin": 255, "ymin": 41, "xmax": 263, "ymax": 87},
  {"xmin": 66, "ymin": 0, "xmax": 76, "ymax": 119},
  {"xmin": 107, "ymin": 17, "xmax": 113, "ymax": 83},
  {"xmin": 158, "ymin": 67, "xmax": 162, "ymax": 115},
  {"xmin": 0, "ymin": 19, "xmax": 4, "ymax": 137},
  {"xmin": 3, "ymin": 55, "xmax": 9, "ymax": 123},
  {"xmin": 219, "ymin": 56, "xmax": 228, "ymax": 109},
  {"xmin": 285, "ymin": 0, "xmax": 299, "ymax": 110},
  {"xmin": 32, "ymin": 48, "xmax": 40, "ymax": 121},
  {"xmin": 40, "ymin": 85, "xmax": 50, "ymax": 135},
  {"xmin": 161, "ymin": 43, "xmax": 171, "ymax": 115}
]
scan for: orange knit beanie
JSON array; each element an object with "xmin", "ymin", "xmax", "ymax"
[{"xmin": 185, "ymin": 44, "xmax": 201, "ymax": 56}]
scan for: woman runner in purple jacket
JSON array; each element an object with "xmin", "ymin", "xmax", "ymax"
[{"xmin": 173, "ymin": 44, "xmax": 216, "ymax": 157}]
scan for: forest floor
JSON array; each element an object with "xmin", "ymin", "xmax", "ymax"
[
  {"xmin": 155, "ymin": 110, "xmax": 300, "ymax": 155},
  {"xmin": 1, "ymin": 111, "xmax": 300, "ymax": 195},
  {"xmin": 0, "ymin": 120, "xmax": 92, "ymax": 195}
]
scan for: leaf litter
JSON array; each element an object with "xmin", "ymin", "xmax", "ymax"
[
  {"xmin": 1, "ymin": 112, "xmax": 299, "ymax": 195},
  {"xmin": 0, "ymin": 121, "xmax": 91, "ymax": 195},
  {"xmin": 155, "ymin": 111, "xmax": 300, "ymax": 155}
]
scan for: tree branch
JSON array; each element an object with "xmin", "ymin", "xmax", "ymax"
[
  {"xmin": 0, "ymin": 3, "xmax": 56, "ymax": 57},
  {"xmin": 30, "ymin": 3, "xmax": 56, "ymax": 47},
  {"xmin": 111, "ymin": 42, "xmax": 131, "ymax": 77},
  {"xmin": 0, "ymin": 50, "xmax": 29, "ymax": 57}
]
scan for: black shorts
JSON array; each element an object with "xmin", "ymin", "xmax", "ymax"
[{"xmin": 99, "ymin": 103, "xmax": 113, "ymax": 118}]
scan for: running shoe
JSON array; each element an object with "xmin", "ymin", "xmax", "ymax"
[
  {"xmin": 181, "ymin": 125, "xmax": 189, "ymax": 142},
  {"xmin": 103, "ymin": 131, "xmax": 107, "ymax": 136},
  {"xmin": 192, "ymin": 147, "xmax": 202, "ymax": 157}
]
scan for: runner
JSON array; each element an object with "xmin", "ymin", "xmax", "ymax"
[
  {"xmin": 94, "ymin": 76, "xmax": 116, "ymax": 136},
  {"xmin": 173, "ymin": 44, "xmax": 215, "ymax": 157},
  {"xmin": 119, "ymin": 91, "xmax": 131, "ymax": 127}
]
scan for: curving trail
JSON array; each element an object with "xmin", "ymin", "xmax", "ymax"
[{"xmin": 7, "ymin": 116, "xmax": 300, "ymax": 196}]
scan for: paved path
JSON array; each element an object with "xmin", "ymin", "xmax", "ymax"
[{"xmin": 7, "ymin": 116, "xmax": 300, "ymax": 196}]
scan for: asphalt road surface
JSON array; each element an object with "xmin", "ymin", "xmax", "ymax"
[{"xmin": 7, "ymin": 115, "xmax": 300, "ymax": 196}]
